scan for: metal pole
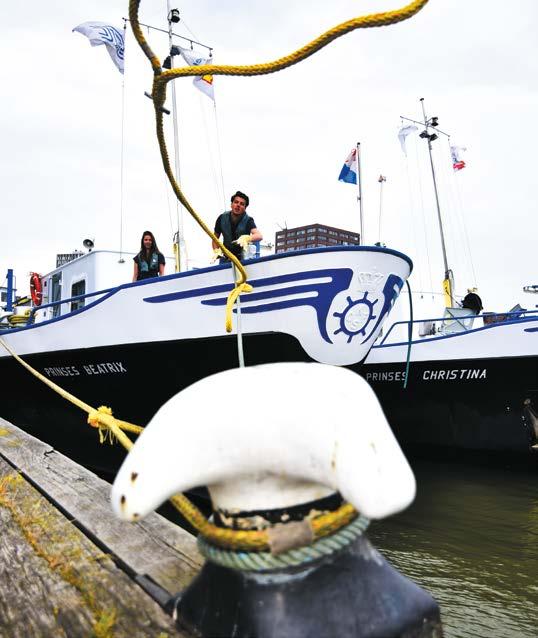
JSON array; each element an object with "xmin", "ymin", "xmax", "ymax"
[
  {"xmin": 167, "ymin": 3, "xmax": 184, "ymax": 272},
  {"xmin": 6, "ymin": 269, "xmax": 14, "ymax": 312},
  {"xmin": 420, "ymin": 98, "xmax": 449, "ymax": 277},
  {"xmin": 378, "ymin": 175, "xmax": 386, "ymax": 244},
  {"xmin": 118, "ymin": 21, "xmax": 127, "ymax": 264},
  {"xmin": 356, "ymin": 142, "xmax": 364, "ymax": 245}
]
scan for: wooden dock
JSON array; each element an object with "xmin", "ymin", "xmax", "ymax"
[{"xmin": 0, "ymin": 416, "xmax": 203, "ymax": 637}]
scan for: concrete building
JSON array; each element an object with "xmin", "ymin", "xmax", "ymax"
[{"xmin": 275, "ymin": 224, "xmax": 360, "ymax": 253}]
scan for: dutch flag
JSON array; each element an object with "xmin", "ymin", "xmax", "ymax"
[{"xmin": 338, "ymin": 148, "xmax": 358, "ymax": 185}]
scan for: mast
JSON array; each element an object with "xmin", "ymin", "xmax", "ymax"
[
  {"xmin": 129, "ymin": 9, "xmax": 215, "ymax": 271},
  {"xmin": 167, "ymin": 4, "xmax": 184, "ymax": 272},
  {"xmin": 6, "ymin": 269, "xmax": 14, "ymax": 312},
  {"xmin": 401, "ymin": 99, "xmax": 454, "ymax": 307},
  {"xmin": 356, "ymin": 142, "xmax": 364, "ymax": 244}
]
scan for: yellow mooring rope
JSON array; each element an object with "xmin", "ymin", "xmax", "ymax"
[
  {"xmin": 128, "ymin": 0, "xmax": 429, "ymax": 333},
  {"xmin": 1, "ymin": 0, "xmax": 430, "ymax": 551},
  {"xmin": 0, "ymin": 334, "xmax": 356, "ymax": 551}
]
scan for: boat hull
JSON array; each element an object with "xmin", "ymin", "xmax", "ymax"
[
  {"xmin": 0, "ymin": 247, "xmax": 413, "ymax": 477},
  {"xmin": 362, "ymin": 320, "xmax": 538, "ymax": 462},
  {"xmin": 0, "ymin": 332, "xmax": 310, "ymax": 479}
]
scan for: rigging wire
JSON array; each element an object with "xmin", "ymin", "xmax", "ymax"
[
  {"xmin": 199, "ymin": 93, "xmax": 223, "ymax": 207},
  {"xmin": 163, "ymin": 171, "xmax": 175, "ymax": 235},
  {"xmin": 436, "ymin": 138, "xmax": 472, "ymax": 295},
  {"xmin": 431, "ymin": 141, "xmax": 461, "ymax": 288},
  {"xmin": 401, "ymin": 122, "xmax": 423, "ymax": 293},
  {"xmin": 444, "ymin": 137, "xmax": 478, "ymax": 288},
  {"xmin": 434, "ymin": 139, "xmax": 462, "ymax": 287},
  {"xmin": 213, "ymin": 101, "xmax": 228, "ymax": 211},
  {"xmin": 178, "ymin": 18, "xmax": 201, "ymax": 43},
  {"xmin": 412, "ymin": 133, "xmax": 434, "ymax": 297},
  {"xmin": 118, "ymin": 21, "xmax": 128, "ymax": 263}
]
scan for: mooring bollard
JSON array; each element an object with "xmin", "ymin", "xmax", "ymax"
[{"xmin": 111, "ymin": 362, "xmax": 443, "ymax": 638}]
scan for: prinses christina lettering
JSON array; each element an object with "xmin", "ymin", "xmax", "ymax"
[{"xmin": 365, "ymin": 368, "xmax": 487, "ymax": 383}]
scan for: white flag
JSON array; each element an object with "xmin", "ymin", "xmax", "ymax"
[
  {"xmin": 398, "ymin": 124, "xmax": 418, "ymax": 155},
  {"xmin": 177, "ymin": 46, "xmax": 215, "ymax": 101},
  {"xmin": 73, "ymin": 22, "xmax": 125, "ymax": 74},
  {"xmin": 450, "ymin": 145, "xmax": 467, "ymax": 171}
]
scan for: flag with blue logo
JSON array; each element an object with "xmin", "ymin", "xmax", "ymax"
[
  {"xmin": 73, "ymin": 22, "xmax": 125, "ymax": 74},
  {"xmin": 338, "ymin": 148, "xmax": 358, "ymax": 184}
]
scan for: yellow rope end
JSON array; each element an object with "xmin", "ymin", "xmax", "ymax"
[{"xmin": 225, "ymin": 282, "xmax": 254, "ymax": 333}]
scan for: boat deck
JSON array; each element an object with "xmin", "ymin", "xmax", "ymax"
[{"xmin": 0, "ymin": 416, "xmax": 201, "ymax": 637}]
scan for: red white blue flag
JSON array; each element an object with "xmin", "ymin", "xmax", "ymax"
[{"xmin": 338, "ymin": 148, "xmax": 358, "ymax": 184}]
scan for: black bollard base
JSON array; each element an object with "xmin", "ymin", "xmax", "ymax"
[{"xmin": 174, "ymin": 534, "xmax": 442, "ymax": 638}]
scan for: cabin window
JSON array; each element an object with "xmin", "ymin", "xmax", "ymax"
[{"xmin": 71, "ymin": 279, "xmax": 86, "ymax": 312}]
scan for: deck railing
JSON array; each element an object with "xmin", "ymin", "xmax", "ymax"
[{"xmin": 377, "ymin": 308, "xmax": 538, "ymax": 346}]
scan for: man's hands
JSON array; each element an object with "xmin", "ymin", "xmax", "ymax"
[
  {"xmin": 234, "ymin": 235, "xmax": 252, "ymax": 250},
  {"xmin": 211, "ymin": 247, "xmax": 224, "ymax": 263}
]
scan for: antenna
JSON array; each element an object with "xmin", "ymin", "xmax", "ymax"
[{"xmin": 82, "ymin": 238, "xmax": 94, "ymax": 252}]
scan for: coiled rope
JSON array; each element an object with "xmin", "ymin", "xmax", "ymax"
[
  {"xmin": 127, "ymin": 0, "xmax": 429, "ymax": 333},
  {"xmin": 198, "ymin": 514, "xmax": 370, "ymax": 571}
]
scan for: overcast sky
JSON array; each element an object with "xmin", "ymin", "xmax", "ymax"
[{"xmin": 1, "ymin": 0, "xmax": 537, "ymax": 312}]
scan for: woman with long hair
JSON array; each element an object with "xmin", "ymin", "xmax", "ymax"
[{"xmin": 132, "ymin": 230, "xmax": 165, "ymax": 281}]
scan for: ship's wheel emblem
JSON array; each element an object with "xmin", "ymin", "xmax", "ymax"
[{"xmin": 333, "ymin": 294, "xmax": 378, "ymax": 343}]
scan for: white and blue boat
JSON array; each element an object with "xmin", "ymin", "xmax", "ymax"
[
  {"xmin": 363, "ymin": 297, "xmax": 538, "ymax": 461},
  {"xmin": 0, "ymin": 245, "xmax": 412, "ymax": 477},
  {"xmin": 363, "ymin": 102, "xmax": 538, "ymax": 463}
]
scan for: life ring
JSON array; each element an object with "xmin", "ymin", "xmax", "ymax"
[{"xmin": 30, "ymin": 272, "xmax": 43, "ymax": 306}]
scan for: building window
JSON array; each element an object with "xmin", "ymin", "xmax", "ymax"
[
  {"xmin": 318, "ymin": 228, "xmax": 327, "ymax": 234},
  {"xmin": 307, "ymin": 228, "xmax": 316, "ymax": 234}
]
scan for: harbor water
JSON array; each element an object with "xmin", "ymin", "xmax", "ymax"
[{"xmin": 368, "ymin": 459, "xmax": 538, "ymax": 638}]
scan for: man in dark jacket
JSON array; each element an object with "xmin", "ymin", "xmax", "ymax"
[
  {"xmin": 461, "ymin": 288, "xmax": 483, "ymax": 314},
  {"xmin": 212, "ymin": 191, "xmax": 262, "ymax": 262}
]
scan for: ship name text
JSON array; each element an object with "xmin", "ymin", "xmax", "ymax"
[
  {"xmin": 43, "ymin": 362, "xmax": 127, "ymax": 378},
  {"xmin": 365, "ymin": 367, "xmax": 487, "ymax": 383}
]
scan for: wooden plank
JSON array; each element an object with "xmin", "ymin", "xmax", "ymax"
[
  {"xmin": 0, "ymin": 457, "xmax": 188, "ymax": 637},
  {"xmin": 0, "ymin": 417, "xmax": 203, "ymax": 595}
]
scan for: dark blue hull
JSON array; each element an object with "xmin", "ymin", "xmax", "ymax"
[
  {"xmin": 0, "ymin": 332, "xmax": 310, "ymax": 480},
  {"xmin": 361, "ymin": 355, "xmax": 538, "ymax": 464}
]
